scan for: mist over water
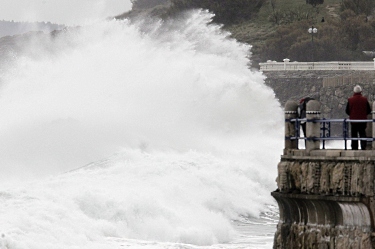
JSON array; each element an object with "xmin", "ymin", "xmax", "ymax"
[{"xmin": 0, "ymin": 10, "xmax": 282, "ymax": 248}]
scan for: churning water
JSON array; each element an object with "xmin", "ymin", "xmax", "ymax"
[{"xmin": 0, "ymin": 10, "xmax": 283, "ymax": 248}]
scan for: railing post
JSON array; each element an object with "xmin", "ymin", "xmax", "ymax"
[
  {"xmin": 306, "ymin": 100, "xmax": 321, "ymax": 153},
  {"xmin": 321, "ymin": 118, "xmax": 326, "ymax": 149},
  {"xmin": 343, "ymin": 119, "xmax": 348, "ymax": 150},
  {"xmin": 372, "ymin": 101, "xmax": 375, "ymax": 150},
  {"xmin": 366, "ymin": 104, "xmax": 372, "ymax": 150},
  {"xmin": 284, "ymin": 100, "xmax": 298, "ymax": 153},
  {"xmin": 283, "ymin": 58, "xmax": 290, "ymax": 70}
]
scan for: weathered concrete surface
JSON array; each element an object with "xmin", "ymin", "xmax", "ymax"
[
  {"xmin": 272, "ymin": 192, "xmax": 372, "ymax": 249},
  {"xmin": 264, "ymin": 70, "xmax": 375, "ymax": 109},
  {"xmin": 274, "ymin": 98, "xmax": 375, "ymax": 248},
  {"xmin": 277, "ymin": 153, "xmax": 375, "ymax": 197},
  {"xmin": 273, "ymin": 150, "xmax": 375, "ymax": 249}
]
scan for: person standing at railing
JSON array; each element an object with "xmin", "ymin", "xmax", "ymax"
[
  {"xmin": 345, "ymin": 85, "xmax": 371, "ymax": 150},
  {"xmin": 298, "ymin": 97, "xmax": 314, "ymax": 137}
]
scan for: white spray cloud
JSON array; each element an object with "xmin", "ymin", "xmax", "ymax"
[
  {"xmin": 0, "ymin": 12, "xmax": 283, "ymax": 181},
  {"xmin": 0, "ymin": 0, "xmax": 132, "ymax": 25},
  {"xmin": 0, "ymin": 11, "xmax": 282, "ymax": 248}
]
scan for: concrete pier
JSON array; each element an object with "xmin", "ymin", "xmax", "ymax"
[{"xmin": 272, "ymin": 100, "xmax": 375, "ymax": 248}]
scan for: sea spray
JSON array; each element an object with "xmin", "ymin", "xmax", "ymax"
[{"xmin": 0, "ymin": 10, "xmax": 282, "ymax": 248}]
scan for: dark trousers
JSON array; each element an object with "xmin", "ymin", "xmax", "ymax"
[
  {"xmin": 301, "ymin": 123, "xmax": 306, "ymax": 137},
  {"xmin": 351, "ymin": 122, "xmax": 367, "ymax": 150}
]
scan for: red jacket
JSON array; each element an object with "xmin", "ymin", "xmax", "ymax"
[{"xmin": 345, "ymin": 93, "xmax": 371, "ymax": 120}]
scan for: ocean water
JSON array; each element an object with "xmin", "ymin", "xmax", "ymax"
[{"xmin": 0, "ymin": 10, "xmax": 283, "ymax": 249}]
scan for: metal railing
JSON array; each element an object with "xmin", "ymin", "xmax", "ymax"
[
  {"xmin": 286, "ymin": 118, "xmax": 373, "ymax": 150},
  {"xmin": 260, "ymin": 61, "xmax": 375, "ymax": 71}
]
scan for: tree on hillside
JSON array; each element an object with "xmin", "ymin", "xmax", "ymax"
[
  {"xmin": 258, "ymin": 22, "xmax": 308, "ymax": 62},
  {"xmin": 268, "ymin": 0, "xmax": 321, "ymax": 26},
  {"xmin": 169, "ymin": 0, "xmax": 266, "ymax": 24},
  {"xmin": 341, "ymin": 0, "xmax": 374, "ymax": 16},
  {"xmin": 268, "ymin": 0, "xmax": 281, "ymax": 25},
  {"xmin": 340, "ymin": 10, "xmax": 375, "ymax": 51},
  {"xmin": 131, "ymin": 0, "xmax": 169, "ymax": 9},
  {"xmin": 257, "ymin": 20, "xmax": 365, "ymax": 62},
  {"xmin": 306, "ymin": 0, "xmax": 324, "ymax": 7}
]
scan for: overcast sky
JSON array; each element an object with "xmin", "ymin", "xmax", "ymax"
[{"xmin": 1, "ymin": 0, "xmax": 132, "ymax": 26}]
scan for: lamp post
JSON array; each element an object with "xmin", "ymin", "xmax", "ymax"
[{"xmin": 308, "ymin": 26, "xmax": 318, "ymax": 62}]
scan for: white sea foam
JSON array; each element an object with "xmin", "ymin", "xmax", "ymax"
[{"xmin": 0, "ymin": 10, "xmax": 282, "ymax": 248}]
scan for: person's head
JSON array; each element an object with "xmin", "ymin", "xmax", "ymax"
[{"xmin": 353, "ymin": 85, "xmax": 362, "ymax": 93}]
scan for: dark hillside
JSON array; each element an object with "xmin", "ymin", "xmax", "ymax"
[{"xmin": 116, "ymin": 0, "xmax": 375, "ymax": 68}]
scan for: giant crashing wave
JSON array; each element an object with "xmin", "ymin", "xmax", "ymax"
[{"xmin": 0, "ymin": 10, "xmax": 282, "ymax": 248}]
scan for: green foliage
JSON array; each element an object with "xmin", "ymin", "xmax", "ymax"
[
  {"xmin": 341, "ymin": 0, "xmax": 374, "ymax": 16},
  {"xmin": 169, "ymin": 0, "xmax": 266, "ymax": 24},
  {"xmin": 339, "ymin": 11, "xmax": 375, "ymax": 51},
  {"xmin": 255, "ymin": 0, "xmax": 375, "ymax": 64},
  {"xmin": 258, "ymin": 14, "xmax": 374, "ymax": 63},
  {"xmin": 267, "ymin": 0, "xmax": 322, "ymax": 26},
  {"xmin": 268, "ymin": 6, "xmax": 315, "ymax": 25},
  {"xmin": 259, "ymin": 21, "xmax": 312, "ymax": 62},
  {"xmin": 131, "ymin": 0, "xmax": 169, "ymax": 10},
  {"xmin": 306, "ymin": 0, "xmax": 324, "ymax": 7},
  {"xmin": 124, "ymin": 0, "xmax": 375, "ymax": 66}
]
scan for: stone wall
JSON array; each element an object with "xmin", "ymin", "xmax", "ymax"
[
  {"xmin": 272, "ymin": 97, "xmax": 375, "ymax": 248},
  {"xmin": 277, "ymin": 159, "xmax": 374, "ymax": 196},
  {"xmin": 273, "ymin": 220, "xmax": 372, "ymax": 249},
  {"xmin": 264, "ymin": 70, "xmax": 375, "ymax": 119},
  {"xmin": 272, "ymin": 155, "xmax": 375, "ymax": 249},
  {"xmin": 264, "ymin": 70, "xmax": 375, "ymax": 135},
  {"xmin": 264, "ymin": 71, "xmax": 323, "ymax": 105}
]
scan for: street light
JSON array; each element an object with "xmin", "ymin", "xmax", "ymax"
[{"xmin": 308, "ymin": 26, "xmax": 318, "ymax": 62}]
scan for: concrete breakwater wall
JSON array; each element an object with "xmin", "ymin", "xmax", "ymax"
[
  {"xmin": 272, "ymin": 99, "xmax": 375, "ymax": 249},
  {"xmin": 274, "ymin": 156, "xmax": 375, "ymax": 249},
  {"xmin": 277, "ymin": 158, "xmax": 375, "ymax": 196}
]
